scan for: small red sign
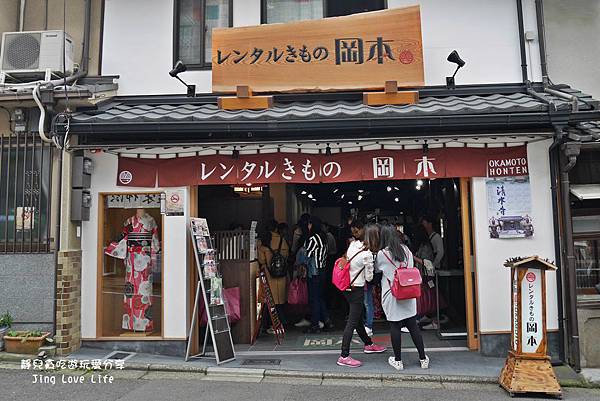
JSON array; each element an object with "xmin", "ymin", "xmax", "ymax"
[
  {"xmin": 526, "ymin": 272, "xmax": 536, "ymax": 282},
  {"xmin": 170, "ymin": 194, "xmax": 180, "ymax": 204}
]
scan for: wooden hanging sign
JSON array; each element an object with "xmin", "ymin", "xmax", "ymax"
[
  {"xmin": 212, "ymin": 6, "xmax": 424, "ymax": 93},
  {"xmin": 499, "ymin": 256, "xmax": 561, "ymax": 398}
]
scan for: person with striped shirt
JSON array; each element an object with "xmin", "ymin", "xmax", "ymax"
[{"xmin": 304, "ymin": 216, "xmax": 333, "ymax": 333}]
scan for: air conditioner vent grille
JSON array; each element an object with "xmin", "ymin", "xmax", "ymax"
[{"xmin": 2, "ymin": 33, "xmax": 41, "ymax": 70}]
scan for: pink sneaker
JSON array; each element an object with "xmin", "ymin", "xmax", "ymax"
[
  {"xmin": 337, "ymin": 356, "xmax": 362, "ymax": 368},
  {"xmin": 364, "ymin": 344, "xmax": 387, "ymax": 353}
]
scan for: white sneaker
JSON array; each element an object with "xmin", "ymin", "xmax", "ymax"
[
  {"xmin": 294, "ymin": 318, "xmax": 311, "ymax": 328},
  {"xmin": 421, "ymin": 321, "xmax": 439, "ymax": 330},
  {"xmin": 401, "ymin": 327, "xmax": 409, "ymax": 333},
  {"xmin": 266, "ymin": 328, "xmax": 275, "ymax": 335},
  {"xmin": 388, "ymin": 356, "xmax": 404, "ymax": 371},
  {"xmin": 318, "ymin": 321, "xmax": 325, "ymax": 329},
  {"xmin": 365, "ymin": 326, "xmax": 373, "ymax": 336},
  {"xmin": 420, "ymin": 355, "xmax": 430, "ymax": 369}
]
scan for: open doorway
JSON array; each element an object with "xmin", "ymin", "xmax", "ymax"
[{"xmin": 196, "ymin": 178, "xmax": 473, "ymax": 352}]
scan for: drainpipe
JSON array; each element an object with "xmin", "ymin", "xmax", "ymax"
[
  {"xmin": 558, "ymin": 134, "xmax": 582, "ymax": 372},
  {"xmin": 19, "ymin": 0, "xmax": 26, "ymax": 31},
  {"xmin": 535, "ymin": 0, "xmax": 549, "ymax": 83},
  {"xmin": 548, "ymin": 136, "xmax": 565, "ymax": 364},
  {"xmin": 516, "ymin": 0, "xmax": 528, "ymax": 83}
]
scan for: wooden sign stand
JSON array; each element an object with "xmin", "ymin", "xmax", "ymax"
[
  {"xmin": 362, "ymin": 81, "xmax": 419, "ymax": 106},
  {"xmin": 499, "ymin": 256, "xmax": 562, "ymax": 398},
  {"xmin": 251, "ymin": 265, "xmax": 285, "ymax": 345},
  {"xmin": 218, "ymin": 85, "xmax": 273, "ymax": 111}
]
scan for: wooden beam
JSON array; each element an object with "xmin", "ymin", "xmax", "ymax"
[
  {"xmin": 217, "ymin": 95, "xmax": 273, "ymax": 111},
  {"xmin": 236, "ymin": 85, "xmax": 252, "ymax": 98},
  {"xmin": 362, "ymin": 90, "xmax": 418, "ymax": 106},
  {"xmin": 460, "ymin": 177, "xmax": 478, "ymax": 351}
]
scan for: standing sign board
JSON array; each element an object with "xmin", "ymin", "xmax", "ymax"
[
  {"xmin": 212, "ymin": 6, "xmax": 424, "ymax": 93},
  {"xmin": 499, "ymin": 256, "xmax": 561, "ymax": 398},
  {"xmin": 252, "ymin": 266, "xmax": 285, "ymax": 345},
  {"xmin": 185, "ymin": 218, "xmax": 235, "ymax": 364}
]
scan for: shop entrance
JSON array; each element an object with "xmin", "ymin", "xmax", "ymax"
[{"xmin": 195, "ymin": 177, "xmax": 477, "ymax": 353}]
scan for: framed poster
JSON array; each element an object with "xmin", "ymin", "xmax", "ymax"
[{"xmin": 486, "ymin": 177, "xmax": 534, "ymax": 239}]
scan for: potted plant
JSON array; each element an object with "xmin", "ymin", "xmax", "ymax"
[
  {"xmin": 0, "ymin": 311, "xmax": 12, "ymax": 351},
  {"xmin": 3, "ymin": 330, "xmax": 50, "ymax": 354}
]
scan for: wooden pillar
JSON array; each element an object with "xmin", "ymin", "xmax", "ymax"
[
  {"xmin": 187, "ymin": 186, "xmax": 199, "ymax": 355},
  {"xmin": 460, "ymin": 177, "xmax": 478, "ymax": 350}
]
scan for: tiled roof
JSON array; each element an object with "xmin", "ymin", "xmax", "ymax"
[
  {"xmin": 565, "ymin": 121, "xmax": 600, "ymax": 142},
  {"xmin": 73, "ymin": 92, "xmax": 572, "ymax": 124}
]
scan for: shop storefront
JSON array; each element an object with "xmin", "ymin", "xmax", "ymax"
[{"xmin": 63, "ymin": 6, "xmax": 600, "ymax": 362}]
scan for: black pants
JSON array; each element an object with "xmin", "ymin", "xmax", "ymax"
[
  {"xmin": 341, "ymin": 286, "xmax": 373, "ymax": 357},
  {"xmin": 389, "ymin": 316, "xmax": 426, "ymax": 361}
]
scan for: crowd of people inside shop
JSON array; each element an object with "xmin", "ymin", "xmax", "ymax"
[{"xmin": 255, "ymin": 212, "xmax": 446, "ymax": 370}]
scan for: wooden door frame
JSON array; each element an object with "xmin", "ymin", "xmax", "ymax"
[
  {"xmin": 187, "ymin": 186, "xmax": 200, "ymax": 355},
  {"xmin": 460, "ymin": 177, "xmax": 479, "ymax": 350},
  {"xmin": 95, "ymin": 192, "xmax": 165, "ymax": 340}
]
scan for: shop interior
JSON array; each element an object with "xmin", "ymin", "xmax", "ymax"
[{"xmin": 197, "ymin": 178, "xmax": 474, "ymax": 352}]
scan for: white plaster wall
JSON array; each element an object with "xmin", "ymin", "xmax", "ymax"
[
  {"xmin": 102, "ymin": 0, "xmax": 542, "ymax": 95},
  {"xmin": 80, "ymin": 152, "xmax": 189, "ymax": 339},
  {"xmin": 472, "ymin": 139, "xmax": 558, "ymax": 333}
]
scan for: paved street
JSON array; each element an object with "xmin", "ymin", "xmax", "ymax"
[{"xmin": 1, "ymin": 367, "xmax": 598, "ymax": 401}]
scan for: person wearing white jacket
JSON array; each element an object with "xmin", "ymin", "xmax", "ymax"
[{"xmin": 337, "ymin": 223, "xmax": 386, "ymax": 368}]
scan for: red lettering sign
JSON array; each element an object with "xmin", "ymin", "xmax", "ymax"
[{"xmin": 116, "ymin": 146, "xmax": 529, "ymax": 187}]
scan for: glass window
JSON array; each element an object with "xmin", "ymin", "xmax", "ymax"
[
  {"xmin": 101, "ymin": 196, "xmax": 163, "ymax": 337},
  {"xmin": 264, "ymin": 0, "xmax": 324, "ymax": 24},
  {"xmin": 575, "ymin": 238, "xmax": 600, "ymax": 301},
  {"xmin": 176, "ymin": 0, "xmax": 231, "ymax": 68}
]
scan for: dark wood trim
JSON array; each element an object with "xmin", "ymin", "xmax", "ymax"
[
  {"xmin": 98, "ymin": 0, "xmax": 105, "ymax": 76},
  {"xmin": 173, "ymin": 0, "xmax": 233, "ymax": 70}
]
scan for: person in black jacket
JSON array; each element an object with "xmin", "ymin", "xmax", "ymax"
[{"xmin": 304, "ymin": 216, "xmax": 333, "ymax": 333}]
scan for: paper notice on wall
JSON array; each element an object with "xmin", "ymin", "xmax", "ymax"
[
  {"xmin": 486, "ymin": 177, "xmax": 533, "ymax": 239},
  {"xmin": 249, "ymin": 221, "xmax": 258, "ymax": 261},
  {"xmin": 164, "ymin": 189, "xmax": 185, "ymax": 216},
  {"xmin": 16, "ymin": 207, "xmax": 34, "ymax": 231}
]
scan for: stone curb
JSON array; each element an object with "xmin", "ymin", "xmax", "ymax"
[{"xmin": 2, "ymin": 352, "xmax": 599, "ymax": 389}]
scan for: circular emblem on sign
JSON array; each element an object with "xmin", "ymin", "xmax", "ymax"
[
  {"xmin": 119, "ymin": 170, "xmax": 133, "ymax": 185},
  {"xmin": 170, "ymin": 194, "xmax": 180, "ymax": 204},
  {"xmin": 526, "ymin": 272, "xmax": 536, "ymax": 282},
  {"xmin": 399, "ymin": 50, "xmax": 414, "ymax": 64}
]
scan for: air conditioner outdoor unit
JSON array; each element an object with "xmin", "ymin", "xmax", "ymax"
[{"xmin": 0, "ymin": 30, "xmax": 74, "ymax": 78}]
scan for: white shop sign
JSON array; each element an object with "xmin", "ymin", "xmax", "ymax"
[{"xmin": 520, "ymin": 268, "xmax": 543, "ymax": 353}]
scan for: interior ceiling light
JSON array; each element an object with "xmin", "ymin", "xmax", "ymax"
[
  {"xmin": 393, "ymin": 186, "xmax": 399, "ymax": 191},
  {"xmin": 307, "ymin": 194, "xmax": 313, "ymax": 199},
  {"xmin": 312, "ymin": 198, "xmax": 317, "ymax": 202},
  {"xmin": 416, "ymin": 185, "xmax": 422, "ymax": 190},
  {"xmin": 417, "ymin": 179, "xmax": 423, "ymax": 186},
  {"xmin": 358, "ymin": 189, "xmax": 364, "ymax": 193},
  {"xmin": 348, "ymin": 201, "xmax": 353, "ymax": 205},
  {"xmin": 333, "ymin": 188, "xmax": 339, "ymax": 193},
  {"xmin": 341, "ymin": 194, "xmax": 345, "ymax": 199},
  {"xmin": 357, "ymin": 195, "xmax": 363, "ymax": 201},
  {"xmin": 301, "ymin": 190, "xmax": 307, "ymax": 195},
  {"xmin": 394, "ymin": 197, "xmax": 399, "ymax": 202},
  {"xmin": 386, "ymin": 186, "xmax": 392, "ymax": 192}
]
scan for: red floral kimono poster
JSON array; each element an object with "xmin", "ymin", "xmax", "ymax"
[{"xmin": 105, "ymin": 211, "xmax": 160, "ymax": 332}]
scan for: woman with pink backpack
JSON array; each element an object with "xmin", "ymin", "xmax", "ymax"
[
  {"xmin": 336, "ymin": 222, "xmax": 387, "ymax": 368},
  {"xmin": 375, "ymin": 224, "xmax": 429, "ymax": 371}
]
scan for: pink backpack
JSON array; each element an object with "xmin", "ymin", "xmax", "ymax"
[
  {"xmin": 382, "ymin": 250, "xmax": 422, "ymax": 300},
  {"xmin": 332, "ymin": 247, "xmax": 367, "ymax": 291}
]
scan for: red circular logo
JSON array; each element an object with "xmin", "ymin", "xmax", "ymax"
[
  {"xmin": 399, "ymin": 50, "xmax": 414, "ymax": 64},
  {"xmin": 118, "ymin": 170, "xmax": 133, "ymax": 185},
  {"xmin": 170, "ymin": 194, "xmax": 180, "ymax": 203},
  {"xmin": 526, "ymin": 272, "xmax": 536, "ymax": 282}
]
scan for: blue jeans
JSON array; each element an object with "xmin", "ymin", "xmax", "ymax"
[
  {"xmin": 308, "ymin": 273, "xmax": 329, "ymax": 327},
  {"xmin": 364, "ymin": 283, "xmax": 374, "ymax": 329}
]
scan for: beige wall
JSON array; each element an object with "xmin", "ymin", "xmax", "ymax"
[{"xmin": 0, "ymin": 0, "xmax": 103, "ymax": 76}]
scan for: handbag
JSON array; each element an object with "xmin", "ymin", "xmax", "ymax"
[
  {"xmin": 287, "ymin": 277, "xmax": 308, "ymax": 305},
  {"xmin": 332, "ymin": 247, "xmax": 367, "ymax": 291},
  {"xmin": 200, "ymin": 286, "xmax": 241, "ymax": 325},
  {"xmin": 382, "ymin": 250, "xmax": 422, "ymax": 300}
]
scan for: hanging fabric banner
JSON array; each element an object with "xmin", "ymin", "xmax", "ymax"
[{"xmin": 116, "ymin": 146, "xmax": 528, "ymax": 187}]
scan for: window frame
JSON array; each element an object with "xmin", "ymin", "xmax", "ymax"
[
  {"xmin": 260, "ymin": 0, "xmax": 389, "ymax": 24},
  {"xmin": 173, "ymin": 0, "xmax": 234, "ymax": 71}
]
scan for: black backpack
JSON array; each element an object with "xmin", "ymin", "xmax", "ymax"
[{"xmin": 268, "ymin": 236, "xmax": 287, "ymax": 278}]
